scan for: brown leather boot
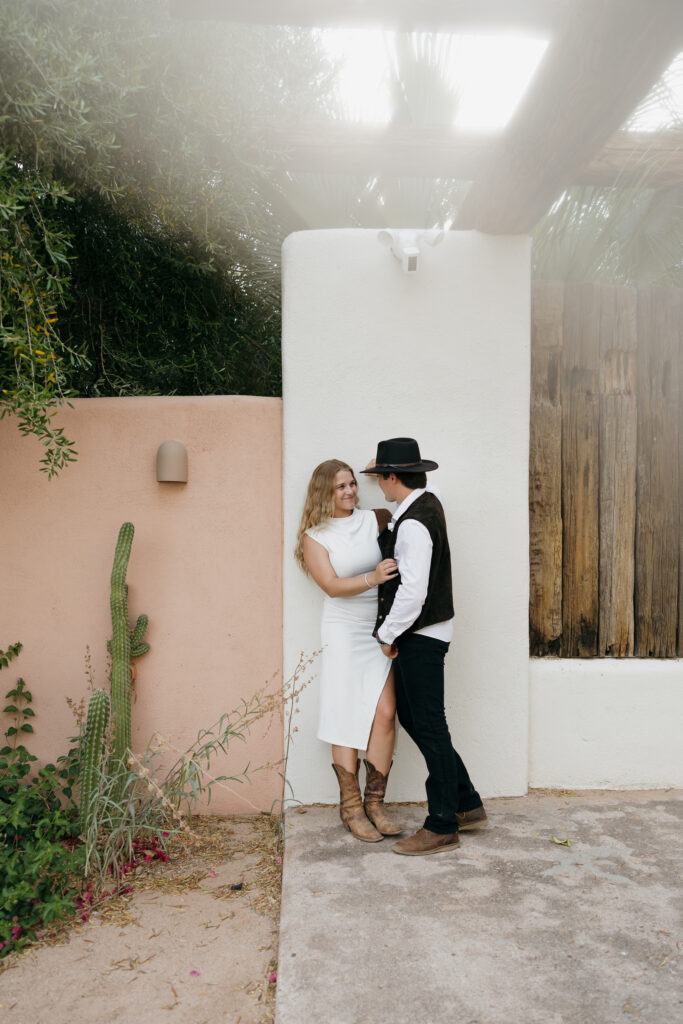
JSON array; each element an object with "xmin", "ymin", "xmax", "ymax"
[
  {"xmin": 363, "ymin": 759, "xmax": 402, "ymax": 835},
  {"xmin": 456, "ymin": 806, "xmax": 489, "ymax": 830},
  {"xmin": 392, "ymin": 827, "xmax": 460, "ymax": 856},
  {"xmin": 332, "ymin": 761, "xmax": 383, "ymax": 843}
]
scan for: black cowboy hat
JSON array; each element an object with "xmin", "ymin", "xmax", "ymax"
[{"xmin": 360, "ymin": 437, "xmax": 438, "ymax": 475}]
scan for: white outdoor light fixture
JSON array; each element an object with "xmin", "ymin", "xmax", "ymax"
[
  {"xmin": 156, "ymin": 440, "xmax": 188, "ymax": 483},
  {"xmin": 377, "ymin": 228, "xmax": 445, "ymax": 274}
]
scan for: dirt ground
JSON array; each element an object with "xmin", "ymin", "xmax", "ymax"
[{"xmin": 0, "ymin": 815, "xmax": 282, "ymax": 1024}]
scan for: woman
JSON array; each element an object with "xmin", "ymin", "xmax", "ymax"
[{"xmin": 295, "ymin": 459, "xmax": 402, "ymax": 842}]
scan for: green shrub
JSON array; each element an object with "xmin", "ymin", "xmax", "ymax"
[{"xmin": 0, "ymin": 656, "xmax": 83, "ymax": 958}]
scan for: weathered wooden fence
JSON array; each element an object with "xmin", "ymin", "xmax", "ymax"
[{"xmin": 530, "ymin": 281, "xmax": 682, "ymax": 657}]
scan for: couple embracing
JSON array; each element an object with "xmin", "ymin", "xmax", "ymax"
[{"xmin": 295, "ymin": 437, "xmax": 487, "ymax": 856}]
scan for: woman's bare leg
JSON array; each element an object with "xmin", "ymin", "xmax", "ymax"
[
  {"xmin": 365, "ymin": 670, "xmax": 396, "ymax": 775},
  {"xmin": 331, "ymin": 744, "xmax": 359, "ymax": 773}
]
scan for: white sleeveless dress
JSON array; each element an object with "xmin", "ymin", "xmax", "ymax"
[{"xmin": 305, "ymin": 508, "xmax": 392, "ymax": 749}]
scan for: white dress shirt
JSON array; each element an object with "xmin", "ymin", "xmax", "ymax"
[{"xmin": 377, "ymin": 487, "xmax": 454, "ymax": 646}]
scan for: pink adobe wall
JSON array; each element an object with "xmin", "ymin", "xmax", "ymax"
[{"xmin": 0, "ymin": 396, "xmax": 283, "ymax": 815}]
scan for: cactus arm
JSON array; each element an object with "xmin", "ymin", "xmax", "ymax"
[
  {"xmin": 130, "ymin": 614, "xmax": 150, "ymax": 658},
  {"xmin": 107, "ymin": 613, "xmax": 150, "ymax": 659},
  {"xmin": 130, "ymin": 614, "xmax": 147, "ymax": 648}
]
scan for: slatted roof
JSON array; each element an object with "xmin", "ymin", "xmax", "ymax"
[{"xmin": 170, "ymin": 0, "xmax": 683, "ymax": 234}]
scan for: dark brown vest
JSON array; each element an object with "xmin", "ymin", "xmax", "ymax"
[{"xmin": 375, "ymin": 491, "xmax": 454, "ymax": 640}]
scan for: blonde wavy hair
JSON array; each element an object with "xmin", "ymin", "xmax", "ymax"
[{"xmin": 295, "ymin": 459, "xmax": 359, "ymax": 572}]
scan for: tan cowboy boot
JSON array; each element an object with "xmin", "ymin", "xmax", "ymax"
[
  {"xmin": 363, "ymin": 759, "xmax": 402, "ymax": 836},
  {"xmin": 332, "ymin": 761, "xmax": 383, "ymax": 843}
]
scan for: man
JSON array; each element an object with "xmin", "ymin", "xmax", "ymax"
[{"xmin": 361, "ymin": 437, "xmax": 487, "ymax": 856}]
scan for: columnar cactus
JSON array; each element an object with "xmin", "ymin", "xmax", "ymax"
[
  {"xmin": 78, "ymin": 523, "xmax": 150, "ymax": 855},
  {"xmin": 110, "ymin": 522, "xmax": 134, "ymax": 775},
  {"xmin": 79, "ymin": 688, "xmax": 110, "ymax": 835}
]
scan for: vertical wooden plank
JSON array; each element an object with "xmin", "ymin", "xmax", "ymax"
[
  {"xmin": 529, "ymin": 281, "xmax": 563, "ymax": 655},
  {"xmin": 598, "ymin": 285, "xmax": 637, "ymax": 656},
  {"xmin": 635, "ymin": 288, "xmax": 680, "ymax": 657},
  {"xmin": 679, "ymin": 295, "xmax": 683, "ymax": 656},
  {"xmin": 561, "ymin": 282, "xmax": 600, "ymax": 656}
]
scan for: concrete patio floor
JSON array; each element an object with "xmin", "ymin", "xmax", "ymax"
[{"xmin": 275, "ymin": 790, "xmax": 682, "ymax": 1024}]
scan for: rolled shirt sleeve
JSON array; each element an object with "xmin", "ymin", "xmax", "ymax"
[{"xmin": 377, "ymin": 519, "xmax": 433, "ymax": 645}]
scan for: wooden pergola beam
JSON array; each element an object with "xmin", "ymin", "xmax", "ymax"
[
  {"xmin": 253, "ymin": 123, "xmax": 683, "ymax": 189},
  {"xmin": 454, "ymin": 0, "xmax": 683, "ymax": 233},
  {"xmin": 256, "ymin": 123, "xmax": 490, "ymax": 179},
  {"xmin": 583, "ymin": 131, "xmax": 683, "ymax": 191},
  {"xmin": 169, "ymin": 0, "xmax": 569, "ymax": 34}
]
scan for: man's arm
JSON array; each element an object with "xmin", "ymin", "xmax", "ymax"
[
  {"xmin": 303, "ymin": 535, "xmax": 397, "ymax": 597},
  {"xmin": 377, "ymin": 520, "xmax": 433, "ymax": 646}
]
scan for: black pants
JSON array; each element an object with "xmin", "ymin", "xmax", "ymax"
[{"xmin": 394, "ymin": 633, "xmax": 481, "ymax": 834}]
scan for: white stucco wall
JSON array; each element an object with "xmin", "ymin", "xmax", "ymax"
[
  {"xmin": 529, "ymin": 659, "xmax": 683, "ymax": 789},
  {"xmin": 282, "ymin": 229, "xmax": 531, "ymax": 804}
]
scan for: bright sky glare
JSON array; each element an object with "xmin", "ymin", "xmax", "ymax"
[
  {"xmin": 628, "ymin": 51, "xmax": 683, "ymax": 130},
  {"xmin": 442, "ymin": 34, "xmax": 549, "ymax": 130},
  {"xmin": 321, "ymin": 30, "xmax": 549, "ymax": 129},
  {"xmin": 322, "ymin": 30, "xmax": 683, "ymax": 132}
]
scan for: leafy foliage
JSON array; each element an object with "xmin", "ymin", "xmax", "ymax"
[
  {"xmin": 532, "ymin": 180, "xmax": 683, "ymax": 286},
  {"xmin": 0, "ymin": 663, "xmax": 83, "ymax": 958},
  {"xmin": 0, "ymin": 0, "xmax": 331, "ymax": 470},
  {"xmin": 60, "ymin": 194, "xmax": 282, "ymax": 398},
  {"xmin": 0, "ymin": 155, "xmax": 82, "ymax": 475}
]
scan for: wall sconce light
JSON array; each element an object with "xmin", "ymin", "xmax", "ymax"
[
  {"xmin": 377, "ymin": 228, "xmax": 445, "ymax": 274},
  {"xmin": 156, "ymin": 440, "xmax": 188, "ymax": 483}
]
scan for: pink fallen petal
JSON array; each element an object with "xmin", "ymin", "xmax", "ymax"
[
  {"xmin": 276, "ymin": 856, "xmax": 282, "ymax": 864},
  {"xmin": 208, "ymin": 870, "xmax": 217, "ymax": 878},
  {"xmin": 189, "ymin": 970, "xmax": 199, "ymax": 977},
  {"xmin": 269, "ymin": 972, "xmax": 277, "ymax": 984}
]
